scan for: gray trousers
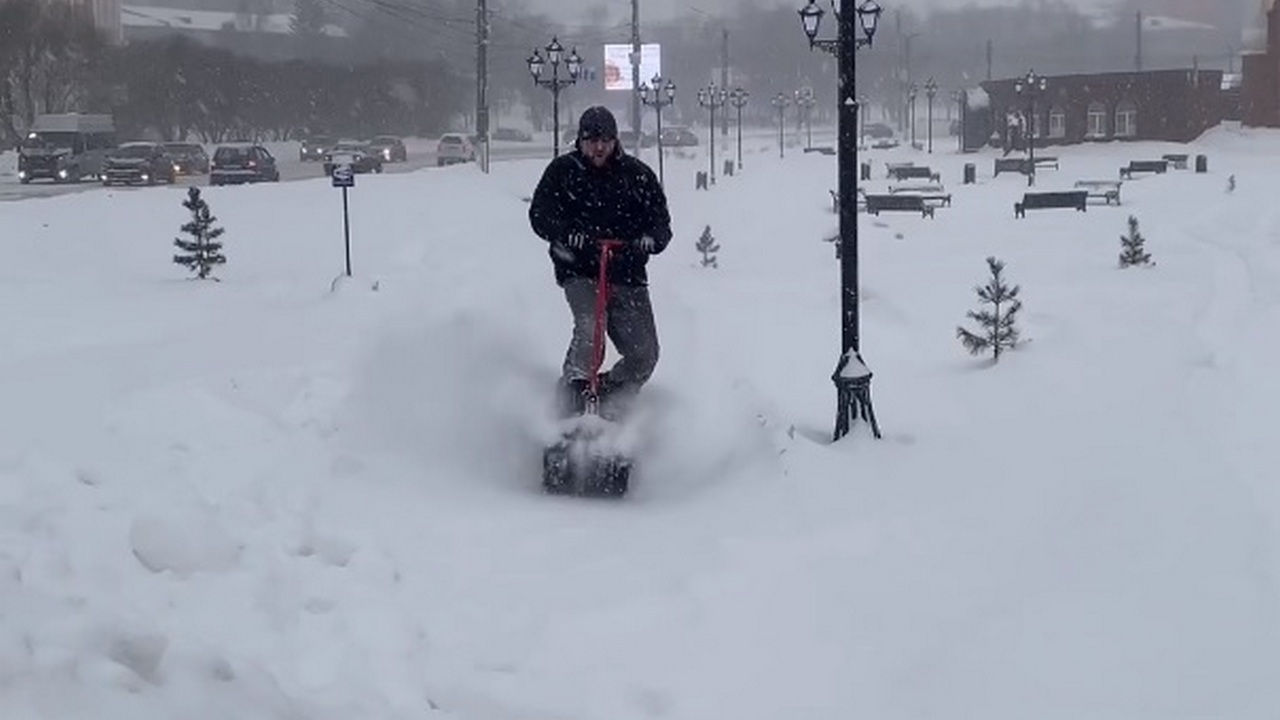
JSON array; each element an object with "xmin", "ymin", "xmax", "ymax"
[{"xmin": 562, "ymin": 277, "xmax": 659, "ymax": 388}]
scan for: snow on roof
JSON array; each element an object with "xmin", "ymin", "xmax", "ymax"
[{"xmin": 121, "ymin": 4, "xmax": 346, "ymax": 37}]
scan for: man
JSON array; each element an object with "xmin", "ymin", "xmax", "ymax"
[{"xmin": 528, "ymin": 106, "xmax": 672, "ymax": 420}]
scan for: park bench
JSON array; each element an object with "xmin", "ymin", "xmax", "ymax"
[
  {"xmin": 885, "ymin": 161, "xmax": 914, "ymax": 177},
  {"xmin": 1033, "ymin": 156, "xmax": 1059, "ymax": 170},
  {"xmin": 889, "ymin": 182, "xmax": 952, "ymax": 207},
  {"xmin": 830, "ymin": 187, "xmax": 866, "ymax": 214},
  {"xmin": 1119, "ymin": 159, "xmax": 1168, "ymax": 178},
  {"xmin": 888, "ymin": 165, "xmax": 941, "ymax": 182},
  {"xmin": 1074, "ymin": 180, "xmax": 1122, "ymax": 205},
  {"xmin": 994, "ymin": 157, "xmax": 1029, "ymax": 176},
  {"xmin": 1014, "ymin": 190, "xmax": 1088, "ymax": 218},
  {"xmin": 865, "ymin": 193, "xmax": 936, "ymax": 218},
  {"xmin": 1162, "ymin": 153, "xmax": 1189, "ymax": 170}
]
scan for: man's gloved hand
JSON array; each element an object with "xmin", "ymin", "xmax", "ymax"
[
  {"xmin": 635, "ymin": 235, "xmax": 657, "ymax": 253},
  {"xmin": 565, "ymin": 231, "xmax": 589, "ymax": 249}
]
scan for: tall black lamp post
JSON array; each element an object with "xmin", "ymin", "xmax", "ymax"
[
  {"xmin": 697, "ymin": 83, "xmax": 727, "ymax": 184},
  {"xmin": 639, "ymin": 74, "xmax": 676, "ymax": 186},
  {"xmin": 771, "ymin": 92, "xmax": 790, "ymax": 158},
  {"xmin": 798, "ymin": 0, "xmax": 883, "ymax": 441},
  {"xmin": 924, "ymin": 77, "xmax": 937, "ymax": 153},
  {"xmin": 729, "ymin": 86, "xmax": 749, "ymax": 170},
  {"xmin": 907, "ymin": 82, "xmax": 917, "ymax": 148},
  {"xmin": 527, "ymin": 37, "xmax": 582, "ymax": 159},
  {"xmin": 1014, "ymin": 69, "xmax": 1046, "ymax": 187},
  {"xmin": 795, "ymin": 86, "xmax": 816, "ymax": 150}
]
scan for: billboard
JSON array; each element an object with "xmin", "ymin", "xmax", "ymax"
[{"xmin": 602, "ymin": 43, "xmax": 662, "ymax": 91}]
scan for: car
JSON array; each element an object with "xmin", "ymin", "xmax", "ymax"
[
  {"xmin": 162, "ymin": 142, "xmax": 209, "ymax": 175},
  {"xmin": 436, "ymin": 133, "xmax": 476, "ymax": 166},
  {"xmin": 323, "ymin": 140, "xmax": 383, "ymax": 175},
  {"xmin": 492, "ymin": 127, "xmax": 533, "ymax": 142},
  {"xmin": 862, "ymin": 122, "xmax": 895, "ymax": 139},
  {"xmin": 658, "ymin": 126, "xmax": 699, "ymax": 147},
  {"xmin": 366, "ymin": 136, "xmax": 407, "ymax": 163},
  {"xmin": 616, "ymin": 129, "xmax": 656, "ymax": 149},
  {"xmin": 299, "ymin": 135, "xmax": 334, "ymax": 162},
  {"xmin": 101, "ymin": 142, "xmax": 177, "ymax": 186},
  {"xmin": 209, "ymin": 143, "xmax": 280, "ymax": 185}
]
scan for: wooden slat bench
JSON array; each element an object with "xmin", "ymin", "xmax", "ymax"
[
  {"xmin": 994, "ymin": 157, "xmax": 1029, "ymax": 176},
  {"xmin": 1074, "ymin": 180, "xmax": 1122, "ymax": 205},
  {"xmin": 1033, "ymin": 156, "xmax": 1059, "ymax": 170},
  {"xmin": 866, "ymin": 193, "xmax": 936, "ymax": 218},
  {"xmin": 1162, "ymin": 153, "xmax": 1189, "ymax": 170},
  {"xmin": 1014, "ymin": 190, "xmax": 1088, "ymax": 218},
  {"xmin": 889, "ymin": 182, "xmax": 952, "ymax": 207},
  {"xmin": 1119, "ymin": 159, "xmax": 1169, "ymax": 178},
  {"xmin": 888, "ymin": 165, "xmax": 941, "ymax": 182}
]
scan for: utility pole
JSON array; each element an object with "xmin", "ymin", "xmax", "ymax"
[
  {"xmin": 720, "ymin": 28, "xmax": 730, "ymax": 136},
  {"xmin": 986, "ymin": 39, "xmax": 993, "ymax": 80},
  {"xmin": 475, "ymin": 0, "xmax": 490, "ymax": 173},
  {"xmin": 631, "ymin": 0, "xmax": 642, "ymax": 137},
  {"xmin": 1135, "ymin": 11, "xmax": 1143, "ymax": 71}
]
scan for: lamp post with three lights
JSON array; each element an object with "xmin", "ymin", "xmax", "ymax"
[{"xmin": 526, "ymin": 37, "xmax": 582, "ymax": 159}]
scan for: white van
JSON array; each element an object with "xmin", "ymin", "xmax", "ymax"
[{"xmin": 17, "ymin": 113, "xmax": 117, "ymax": 184}]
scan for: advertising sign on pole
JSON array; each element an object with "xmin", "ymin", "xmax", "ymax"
[{"xmin": 602, "ymin": 43, "xmax": 661, "ymax": 91}]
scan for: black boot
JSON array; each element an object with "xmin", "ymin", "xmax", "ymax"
[{"xmin": 557, "ymin": 377, "xmax": 592, "ymax": 418}]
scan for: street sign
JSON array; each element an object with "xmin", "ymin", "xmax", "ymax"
[{"xmin": 331, "ymin": 164, "xmax": 354, "ymax": 188}]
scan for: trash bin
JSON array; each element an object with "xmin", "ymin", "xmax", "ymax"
[
  {"xmin": 860, "ymin": 162, "xmax": 871, "ymax": 181},
  {"xmin": 1195, "ymin": 154, "xmax": 1208, "ymax": 173},
  {"xmin": 724, "ymin": 159, "xmax": 734, "ymax": 177},
  {"xmin": 964, "ymin": 163, "xmax": 976, "ymax": 185}
]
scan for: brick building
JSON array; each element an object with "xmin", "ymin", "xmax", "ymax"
[
  {"xmin": 972, "ymin": 68, "xmax": 1224, "ymax": 150},
  {"xmin": 1242, "ymin": 1, "xmax": 1280, "ymax": 127}
]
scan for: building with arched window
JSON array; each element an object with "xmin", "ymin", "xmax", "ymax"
[{"xmin": 968, "ymin": 69, "xmax": 1224, "ymax": 150}]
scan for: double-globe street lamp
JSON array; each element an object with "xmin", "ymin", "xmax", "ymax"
[
  {"xmin": 924, "ymin": 77, "xmax": 937, "ymax": 153},
  {"xmin": 526, "ymin": 36, "xmax": 583, "ymax": 159},
  {"xmin": 795, "ymin": 86, "xmax": 817, "ymax": 151},
  {"xmin": 771, "ymin": 92, "xmax": 790, "ymax": 159},
  {"xmin": 907, "ymin": 82, "xmax": 917, "ymax": 148},
  {"xmin": 638, "ymin": 74, "xmax": 676, "ymax": 186},
  {"xmin": 1015, "ymin": 69, "xmax": 1047, "ymax": 187},
  {"xmin": 729, "ymin": 87, "xmax": 749, "ymax": 171},
  {"xmin": 697, "ymin": 83, "xmax": 728, "ymax": 185},
  {"xmin": 798, "ymin": 0, "xmax": 883, "ymax": 441}
]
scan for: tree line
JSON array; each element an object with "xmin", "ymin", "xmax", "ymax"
[{"xmin": 0, "ymin": 0, "xmax": 1236, "ymax": 147}]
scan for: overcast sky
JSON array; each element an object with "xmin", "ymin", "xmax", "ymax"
[{"xmin": 538, "ymin": 0, "xmax": 1110, "ymax": 24}]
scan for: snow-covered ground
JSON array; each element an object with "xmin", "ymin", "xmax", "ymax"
[{"xmin": 1, "ymin": 123, "xmax": 1278, "ymax": 720}]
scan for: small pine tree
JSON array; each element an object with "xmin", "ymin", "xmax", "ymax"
[
  {"xmin": 957, "ymin": 256, "xmax": 1022, "ymax": 362},
  {"xmin": 173, "ymin": 186, "xmax": 226, "ymax": 280},
  {"xmin": 1118, "ymin": 215, "xmax": 1153, "ymax": 268},
  {"xmin": 696, "ymin": 224, "xmax": 720, "ymax": 268}
]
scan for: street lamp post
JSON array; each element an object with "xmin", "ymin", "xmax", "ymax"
[
  {"xmin": 771, "ymin": 92, "xmax": 790, "ymax": 158},
  {"xmin": 1014, "ymin": 69, "xmax": 1046, "ymax": 187},
  {"xmin": 924, "ymin": 77, "xmax": 937, "ymax": 153},
  {"xmin": 697, "ymin": 83, "xmax": 727, "ymax": 185},
  {"xmin": 795, "ymin": 86, "xmax": 816, "ymax": 150},
  {"xmin": 729, "ymin": 86, "xmax": 749, "ymax": 170},
  {"xmin": 952, "ymin": 89, "xmax": 965, "ymax": 152},
  {"xmin": 526, "ymin": 36, "xmax": 582, "ymax": 159},
  {"xmin": 907, "ymin": 82, "xmax": 917, "ymax": 148},
  {"xmin": 798, "ymin": 0, "xmax": 883, "ymax": 441},
  {"xmin": 639, "ymin": 74, "xmax": 676, "ymax": 186}
]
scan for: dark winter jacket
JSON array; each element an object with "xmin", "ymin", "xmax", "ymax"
[{"xmin": 528, "ymin": 143, "xmax": 672, "ymax": 286}]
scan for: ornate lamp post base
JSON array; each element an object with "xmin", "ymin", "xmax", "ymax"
[{"xmin": 832, "ymin": 349, "xmax": 881, "ymax": 440}]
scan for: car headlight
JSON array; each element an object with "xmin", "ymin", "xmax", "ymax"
[{"xmin": 57, "ymin": 169, "xmax": 68, "ymax": 178}]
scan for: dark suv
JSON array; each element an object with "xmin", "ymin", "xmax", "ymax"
[
  {"xmin": 102, "ymin": 142, "xmax": 177, "ymax": 186},
  {"xmin": 210, "ymin": 143, "xmax": 280, "ymax": 185},
  {"xmin": 163, "ymin": 142, "xmax": 210, "ymax": 175}
]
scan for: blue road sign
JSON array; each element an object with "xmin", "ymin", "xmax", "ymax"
[{"xmin": 331, "ymin": 164, "xmax": 355, "ymax": 188}]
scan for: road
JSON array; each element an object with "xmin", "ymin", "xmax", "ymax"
[
  {"xmin": 0, "ymin": 136, "xmax": 553, "ymax": 203},
  {"xmin": 0, "ymin": 127, "xmax": 826, "ymax": 203}
]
